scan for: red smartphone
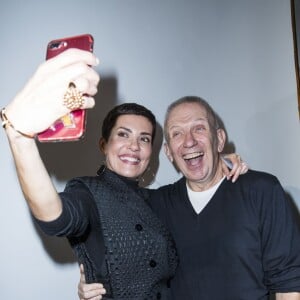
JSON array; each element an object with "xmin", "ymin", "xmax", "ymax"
[{"xmin": 37, "ymin": 34, "xmax": 94, "ymax": 142}]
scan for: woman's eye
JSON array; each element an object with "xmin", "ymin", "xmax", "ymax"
[
  {"xmin": 141, "ymin": 136, "xmax": 151, "ymax": 143},
  {"xmin": 118, "ymin": 131, "xmax": 128, "ymax": 138}
]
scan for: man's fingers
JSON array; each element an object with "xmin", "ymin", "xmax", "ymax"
[
  {"xmin": 78, "ymin": 265, "xmax": 106, "ymax": 300},
  {"xmin": 78, "ymin": 284, "xmax": 106, "ymax": 300},
  {"xmin": 79, "ymin": 264, "xmax": 86, "ymax": 282}
]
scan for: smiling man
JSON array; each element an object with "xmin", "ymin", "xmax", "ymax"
[
  {"xmin": 150, "ymin": 96, "xmax": 300, "ymax": 299},
  {"xmin": 164, "ymin": 98, "xmax": 225, "ymax": 192}
]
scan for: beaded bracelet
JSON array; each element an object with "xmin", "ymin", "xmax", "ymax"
[{"xmin": 0, "ymin": 107, "xmax": 35, "ymax": 138}]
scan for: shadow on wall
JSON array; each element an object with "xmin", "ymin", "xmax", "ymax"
[
  {"xmin": 32, "ymin": 219, "xmax": 77, "ymax": 263},
  {"xmin": 216, "ymin": 110, "xmax": 236, "ymax": 155}
]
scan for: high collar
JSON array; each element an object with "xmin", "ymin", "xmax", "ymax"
[{"xmin": 96, "ymin": 165, "xmax": 139, "ymax": 190}]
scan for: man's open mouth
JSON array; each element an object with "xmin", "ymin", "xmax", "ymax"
[{"xmin": 183, "ymin": 152, "xmax": 204, "ymax": 161}]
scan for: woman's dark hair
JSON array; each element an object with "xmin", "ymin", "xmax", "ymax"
[{"xmin": 101, "ymin": 103, "xmax": 156, "ymax": 144}]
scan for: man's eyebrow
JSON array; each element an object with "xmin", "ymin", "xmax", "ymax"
[{"xmin": 168, "ymin": 118, "xmax": 208, "ymax": 128}]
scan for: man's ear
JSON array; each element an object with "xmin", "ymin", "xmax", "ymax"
[
  {"xmin": 164, "ymin": 142, "xmax": 174, "ymax": 163},
  {"xmin": 99, "ymin": 137, "xmax": 106, "ymax": 154},
  {"xmin": 217, "ymin": 129, "xmax": 226, "ymax": 153}
]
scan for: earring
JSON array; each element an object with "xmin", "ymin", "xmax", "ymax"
[
  {"xmin": 139, "ymin": 166, "xmax": 157, "ymax": 186},
  {"xmin": 96, "ymin": 162, "xmax": 106, "ymax": 176}
]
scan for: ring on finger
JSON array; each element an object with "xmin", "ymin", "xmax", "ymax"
[{"xmin": 63, "ymin": 82, "xmax": 84, "ymax": 110}]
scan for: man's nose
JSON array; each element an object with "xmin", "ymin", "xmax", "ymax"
[{"xmin": 183, "ymin": 131, "xmax": 197, "ymax": 148}]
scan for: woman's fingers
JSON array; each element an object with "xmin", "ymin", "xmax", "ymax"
[
  {"xmin": 5, "ymin": 49, "xmax": 100, "ymax": 134},
  {"xmin": 38, "ymin": 48, "xmax": 99, "ymax": 76},
  {"xmin": 71, "ymin": 67, "xmax": 100, "ymax": 96},
  {"xmin": 222, "ymin": 153, "xmax": 249, "ymax": 183}
]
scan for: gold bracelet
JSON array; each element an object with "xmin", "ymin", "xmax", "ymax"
[{"xmin": 0, "ymin": 107, "xmax": 35, "ymax": 138}]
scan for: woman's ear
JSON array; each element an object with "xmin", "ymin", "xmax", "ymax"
[{"xmin": 99, "ymin": 137, "xmax": 106, "ymax": 154}]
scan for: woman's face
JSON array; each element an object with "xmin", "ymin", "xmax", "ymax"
[{"xmin": 101, "ymin": 114, "xmax": 153, "ymax": 179}]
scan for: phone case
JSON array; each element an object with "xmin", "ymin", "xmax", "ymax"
[{"xmin": 37, "ymin": 34, "xmax": 94, "ymax": 142}]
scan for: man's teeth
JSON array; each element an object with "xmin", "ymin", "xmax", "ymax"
[{"xmin": 183, "ymin": 152, "xmax": 204, "ymax": 160}]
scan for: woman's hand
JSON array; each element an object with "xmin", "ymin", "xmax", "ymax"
[
  {"xmin": 221, "ymin": 153, "xmax": 249, "ymax": 183},
  {"xmin": 4, "ymin": 48, "xmax": 100, "ymax": 136}
]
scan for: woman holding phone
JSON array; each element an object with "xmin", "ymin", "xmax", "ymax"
[{"xmin": 2, "ymin": 48, "xmax": 247, "ymax": 299}]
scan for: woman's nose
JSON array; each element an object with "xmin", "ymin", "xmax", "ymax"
[{"xmin": 128, "ymin": 138, "xmax": 140, "ymax": 151}]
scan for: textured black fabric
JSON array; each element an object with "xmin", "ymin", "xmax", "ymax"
[
  {"xmin": 35, "ymin": 167, "xmax": 178, "ymax": 300},
  {"xmin": 72, "ymin": 168, "xmax": 178, "ymax": 299},
  {"xmin": 148, "ymin": 170, "xmax": 300, "ymax": 300}
]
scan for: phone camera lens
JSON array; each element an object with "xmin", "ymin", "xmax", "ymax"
[{"xmin": 49, "ymin": 41, "xmax": 67, "ymax": 50}]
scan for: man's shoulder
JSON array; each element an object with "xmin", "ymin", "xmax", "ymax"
[
  {"xmin": 239, "ymin": 169, "xmax": 277, "ymax": 181},
  {"xmin": 156, "ymin": 176, "xmax": 186, "ymax": 193},
  {"xmin": 241, "ymin": 169, "xmax": 279, "ymax": 186},
  {"xmin": 147, "ymin": 177, "xmax": 186, "ymax": 201}
]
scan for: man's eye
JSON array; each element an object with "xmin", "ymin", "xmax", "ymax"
[
  {"xmin": 171, "ymin": 132, "xmax": 182, "ymax": 139},
  {"xmin": 196, "ymin": 126, "xmax": 205, "ymax": 132}
]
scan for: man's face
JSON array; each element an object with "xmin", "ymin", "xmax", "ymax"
[{"xmin": 164, "ymin": 102, "xmax": 225, "ymax": 191}]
